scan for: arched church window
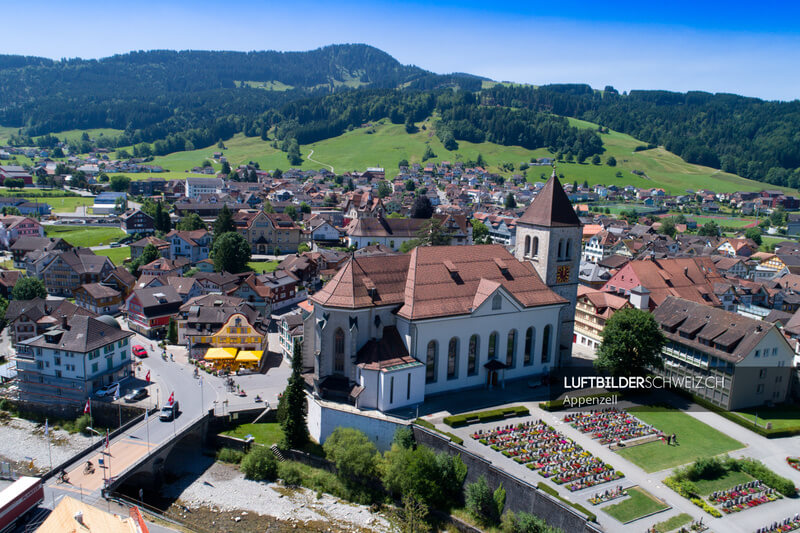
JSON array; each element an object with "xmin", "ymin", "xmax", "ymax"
[
  {"xmin": 426, "ymin": 340, "xmax": 438, "ymax": 383},
  {"xmin": 334, "ymin": 328, "xmax": 345, "ymax": 373}
]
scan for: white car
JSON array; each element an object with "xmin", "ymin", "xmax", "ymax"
[{"xmin": 94, "ymin": 382, "xmax": 121, "ymax": 397}]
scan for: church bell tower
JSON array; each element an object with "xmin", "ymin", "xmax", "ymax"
[{"xmin": 514, "ymin": 169, "xmax": 582, "ymax": 366}]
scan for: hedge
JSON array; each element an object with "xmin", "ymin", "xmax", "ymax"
[
  {"xmin": 414, "ymin": 418, "xmax": 464, "ymax": 445},
  {"xmin": 538, "ymin": 392, "xmax": 620, "ymax": 412},
  {"xmin": 537, "ymin": 482, "xmax": 597, "ymax": 522},
  {"xmin": 443, "ymin": 406, "xmax": 530, "ymax": 428},
  {"xmin": 738, "ymin": 458, "xmax": 796, "ymax": 497}
]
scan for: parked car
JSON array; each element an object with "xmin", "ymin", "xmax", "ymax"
[
  {"xmin": 124, "ymin": 388, "xmax": 148, "ymax": 403},
  {"xmin": 94, "ymin": 381, "xmax": 121, "ymax": 397},
  {"xmin": 110, "ymin": 242, "xmax": 122, "ymax": 248},
  {"xmin": 132, "ymin": 345, "xmax": 148, "ymax": 358},
  {"xmin": 159, "ymin": 401, "xmax": 179, "ymax": 421}
]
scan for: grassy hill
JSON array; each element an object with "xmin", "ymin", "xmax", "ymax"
[{"xmin": 136, "ymin": 117, "xmax": 791, "ymax": 195}]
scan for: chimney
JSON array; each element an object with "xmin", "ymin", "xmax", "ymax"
[
  {"xmin": 74, "ymin": 511, "xmax": 85, "ymax": 526},
  {"xmin": 61, "ymin": 315, "xmax": 68, "ymax": 330}
]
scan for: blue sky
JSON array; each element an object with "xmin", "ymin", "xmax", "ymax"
[{"xmin": 4, "ymin": 0, "xmax": 799, "ymax": 100}]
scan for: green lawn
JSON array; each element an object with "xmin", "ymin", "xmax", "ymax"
[
  {"xmin": 603, "ymin": 486, "xmax": 669, "ymax": 523},
  {"xmin": 732, "ymin": 404, "xmax": 800, "ymax": 431},
  {"xmin": 692, "ymin": 470, "xmax": 755, "ymax": 496},
  {"xmin": 94, "ymin": 246, "xmax": 131, "ymax": 265},
  {"xmin": 45, "ymin": 226, "xmax": 126, "ymax": 247},
  {"xmin": 246, "ymin": 260, "xmax": 280, "ymax": 273},
  {"xmin": 615, "ymin": 407, "xmax": 744, "ymax": 473},
  {"xmin": 220, "ymin": 422, "xmax": 324, "ymax": 456},
  {"xmin": 653, "ymin": 513, "xmax": 693, "ymax": 533},
  {"xmin": 43, "ymin": 196, "xmax": 93, "ymax": 213}
]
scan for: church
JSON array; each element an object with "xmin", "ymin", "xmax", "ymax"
[{"xmin": 303, "ymin": 173, "xmax": 582, "ymax": 412}]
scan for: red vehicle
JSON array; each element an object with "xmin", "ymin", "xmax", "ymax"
[
  {"xmin": 0, "ymin": 477, "xmax": 44, "ymax": 532},
  {"xmin": 132, "ymin": 345, "xmax": 148, "ymax": 358}
]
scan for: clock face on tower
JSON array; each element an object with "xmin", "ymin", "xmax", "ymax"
[{"xmin": 556, "ymin": 265, "xmax": 571, "ymax": 283}]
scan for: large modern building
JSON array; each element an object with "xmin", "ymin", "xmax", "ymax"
[
  {"xmin": 14, "ymin": 315, "xmax": 133, "ymax": 404},
  {"xmin": 304, "ymin": 174, "xmax": 580, "ymax": 412},
  {"xmin": 653, "ymin": 296, "xmax": 793, "ymax": 410}
]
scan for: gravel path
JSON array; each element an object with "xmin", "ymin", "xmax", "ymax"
[
  {"xmin": 0, "ymin": 416, "xmax": 93, "ymax": 469},
  {"xmin": 164, "ymin": 461, "xmax": 390, "ymax": 532}
]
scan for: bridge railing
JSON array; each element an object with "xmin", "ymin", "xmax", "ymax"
[
  {"xmin": 43, "ymin": 406, "xmax": 158, "ymax": 482},
  {"xmin": 105, "ymin": 411, "xmax": 212, "ymax": 490}
]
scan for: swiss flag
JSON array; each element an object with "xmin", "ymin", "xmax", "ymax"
[
  {"xmin": 167, "ymin": 392, "xmax": 174, "ymax": 406},
  {"xmin": 145, "ymin": 370, "xmax": 151, "ymax": 383},
  {"xmin": 84, "ymin": 399, "xmax": 91, "ymax": 415}
]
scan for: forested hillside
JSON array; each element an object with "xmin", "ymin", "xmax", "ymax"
[
  {"xmin": 483, "ymin": 84, "xmax": 800, "ymax": 187},
  {"xmin": 1, "ymin": 44, "xmax": 798, "ymax": 188}
]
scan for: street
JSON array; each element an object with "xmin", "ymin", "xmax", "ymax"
[{"xmin": 41, "ymin": 324, "xmax": 291, "ymax": 521}]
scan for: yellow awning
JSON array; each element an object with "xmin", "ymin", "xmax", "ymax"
[
  {"xmin": 235, "ymin": 350, "xmax": 262, "ymax": 363},
  {"xmin": 205, "ymin": 347, "xmax": 238, "ymax": 360}
]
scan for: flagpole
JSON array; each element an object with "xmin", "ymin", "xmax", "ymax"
[
  {"xmin": 145, "ymin": 408, "xmax": 150, "ymax": 454},
  {"xmin": 45, "ymin": 419, "xmax": 52, "ymax": 471}
]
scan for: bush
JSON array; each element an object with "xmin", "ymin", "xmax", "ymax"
[
  {"xmin": 70, "ymin": 414, "xmax": 92, "ymax": 435},
  {"xmin": 687, "ymin": 456, "xmax": 726, "ymax": 481},
  {"xmin": 502, "ymin": 511, "xmax": 562, "ymax": 533},
  {"xmin": 278, "ymin": 461, "xmax": 304, "ymax": 487},
  {"xmin": 323, "ymin": 427, "xmax": 379, "ymax": 484},
  {"xmin": 690, "ymin": 498, "xmax": 722, "ymax": 518},
  {"xmin": 738, "ymin": 458, "xmax": 796, "ymax": 496},
  {"xmin": 240, "ymin": 445, "xmax": 278, "ymax": 481},
  {"xmin": 465, "ymin": 475, "xmax": 502, "ymax": 526},
  {"xmin": 380, "ymin": 443, "xmax": 466, "ymax": 511},
  {"xmin": 216, "ymin": 448, "xmax": 244, "ymax": 464},
  {"xmin": 393, "ymin": 426, "xmax": 415, "ymax": 449},
  {"xmin": 0, "ymin": 399, "xmax": 13, "ymax": 412},
  {"xmin": 443, "ymin": 406, "xmax": 529, "ymax": 427}
]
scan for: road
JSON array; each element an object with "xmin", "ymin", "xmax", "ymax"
[{"xmin": 41, "ymin": 326, "xmax": 290, "ymax": 521}]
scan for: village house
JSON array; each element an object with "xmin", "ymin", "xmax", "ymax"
[
  {"xmin": 73, "ymin": 283, "xmax": 124, "ymax": 315},
  {"xmin": 653, "ymin": 296, "xmax": 793, "ymax": 410},
  {"xmin": 177, "ymin": 294, "xmax": 267, "ymax": 358},
  {"xmin": 124, "ymin": 285, "xmax": 183, "ymax": 338},
  {"xmin": 14, "ymin": 315, "xmax": 133, "ymax": 404},
  {"xmin": 40, "ymin": 250, "xmax": 115, "ymax": 297},
  {"xmin": 5, "ymin": 298, "xmax": 94, "ymax": 347},
  {"xmin": 120, "ymin": 209, "xmax": 155, "ymax": 235},
  {"xmin": 164, "ymin": 229, "xmax": 211, "ymax": 262}
]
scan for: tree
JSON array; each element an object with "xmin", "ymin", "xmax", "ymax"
[
  {"xmin": 153, "ymin": 201, "xmax": 171, "ymax": 232},
  {"xmin": 660, "ymin": 217, "xmax": 677, "ymax": 238},
  {"xmin": 697, "ymin": 221, "xmax": 720, "ymax": 237},
  {"xmin": 213, "ymin": 204, "xmax": 235, "ymax": 237},
  {"xmin": 212, "ymin": 232, "xmax": 251, "ymax": 273},
  {"xmin": 398, "ymin": 159, "xmax": 409, "ymax": 169},
  {"xmin": 166, "ymin": 318, "xmax": 178, "ymax": 345},
  {"xmin": 410, "ymin": 196, "xmax": 433, "ymax": 219},
  {"xmin": 501, "ymin": 511, "xmax": 562, "ymax": 533},
  {"xmin": 380, "ymin": 443, "xmax": 465, "ymax": 510},
  {"xmin": 606, "ymin": 156, "xmax": 617, "ymax": 167},
  {"xmin": 281, "ymin": 339, "xmax": 309, "ymax": 450},
  {"xmin": 582, "ymin": 180, "xmax": 589, "ymax": 189},
  {"xmin": 389, "ymin": 495, "xmax": 430, "ymax": 533},
  {"xmin": 504, "ymin": 193, "xmax": 517, "ymax": 209},
  {"xmin": 476, "ymin": 153, "xmax": 486, "ymax": 168},
  {"xmin": 272, "ymin": 168, "xmax": 283, "ymax": 179},
  {"xmin": 471, "ymin": 219, "xmax": 490, "ymax": 244},
  {"xmin": 12, "ymin": 277, "xmax": 47, "ymax": 300},
  {"xmin": 297, "ymin": 242, "xmax": 311, "ymax": 253},
  {"xmin": 176, "ymin": 212, "xmax": 207, "ymax": 231},
  {"xmin": 98, "ymin": 172, "xmax": 109, "ymax": 183},
  {"xmin": 217, "ymin": 139, "xmax": 226, "ymax": 149},
  {"xmin": 109, "ymin": 175, "xmax": 131, "ymax": 192},
  {"xmin": 422, "ymin": 145, "xmax": 436, "ymax": 162},
  {"xmin": 287, "ymin": 139, "xmax": 302, "ymax": 166},
  {"xmin": 128, "ymin": 243, "xmax": 161, "ymax": 274},
  {"xmin": 299, "ymin": 202, "xmax": 311, "ymax": 214},
  {"xmin": 4, "ymin": 178, "xmax": 24, "ymax": 190},
  {"xmin": 285, "ymin": 205, "xmax": 298, "ymax": 220},
  {"xmin": 240, "ymin": 445, "xmax": 278, "ymax": 481},
  {"xmin": 594, "ymin": 308, "xmax": 666, "ymax": 377},
  {"xmin": 323, "ymin": 427, "xmax": 379, "ymax": 486},
  {"xmin": 745, "ymin": 227, "xmax": 763, "ymax": 246},
  {"xmin": 377, "ymin": 181, "xmax": 393, "ymax": 198},
  {"xmin": 0, "ymin": 296, "xmax": 8, "ymax": 330},
  {"xmin": 2, "ymin": 206, "xmax": 21, "ymax": 216},
  {"xmin": 221, "ymin": 160, "xmax": 232, "ymax": 175},
  {"xmin": 405, "ymin": 180, "xmax": 416, "ymax": 192},
  {"xmin": 465, "ymin": 475, "xmax": 505, "ymax": 526},
  {"xmin": 591, "ymin": 154, "xmax": 601, "ymax": 165}
]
